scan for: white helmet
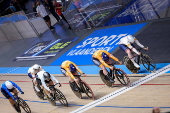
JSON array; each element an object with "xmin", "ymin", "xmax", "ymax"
[
  {"xmin": 127, "ymin": 35, "xmax": 135, "ymax": 43},
  {"xmin": 32, "ymin": 64, "xmax": 40, "ymax": 70},
  {"xmin": 5, "ymin": 81, "xmax": 13, "ymax": 89}
]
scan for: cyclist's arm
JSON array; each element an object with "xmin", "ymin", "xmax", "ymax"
[
  {"xmin": 40, "ymin": 76, "xmax": 50, "ymax": 91},
  {"xmin": 98, "ymin": 57, "xmax": 111, "ymax": 68},
  {"xmin": 134, "ymin": 38, "xmax": 144, "ymax": 48},
  {"xmin": 105, "ymin": 51, "xmax": 119, "ymax": 62},
  {"xmin": 72, "ymin": 62, "xmax": 83, "ymax": 74},
  {"xmin": 65, "ymin": 68, "xmax": 75, "ymax": 80},
  {"xmin": 126, "ymin": 43, "xmax": 140, "ymax": 55},
  {"xmin": 50, "ymin": 74, "xmax": 59, "ymax": 84},
  {"xmin": 10, "ymin": 81, "xmax": 22, "ymax": 92}
]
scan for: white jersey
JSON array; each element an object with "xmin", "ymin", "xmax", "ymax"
[
  {"xmin": 119, "ymin": 35, "xmax": 144, "ymax": 54},
  {"xmin": 27, "ymin": 66, "xmax": 44, "ymax": 78},
  {"xmin": 36, "ymin": 4, "xmax": 48, "ymax": 17},
  {"xmin": 36, "ymin": 71, "xmax": 59, "ymax": 91}
]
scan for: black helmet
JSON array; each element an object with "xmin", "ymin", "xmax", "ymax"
[{"xmin": 43, "ymin": 72, "xmax": 51, "ymax": 80}]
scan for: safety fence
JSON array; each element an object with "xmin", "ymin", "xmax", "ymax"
[{"xmin": 0, "ymin": 11, "xmax": 57, "ymax": 42}]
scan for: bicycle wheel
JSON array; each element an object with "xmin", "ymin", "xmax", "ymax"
[
  {"xmin": 47, "ymin": 95, "xmax": 56, "ymax": 106},
  {"xmin": 114, "ymin": 68, "xmax": 130, "ymax": 86},
  {"xmin": 81, "ymin": 81, "xmax": 94, "ymax": 100},
  {"xmin": 123, "ymin": 56, "xmax": 138, "ymax": 74},
  {"xmin": 54, "ymin": 88, "xmax": 68, "ymax": 107},
  {"xmin": 99, "ymin": 70, "xmax": 113, "ymax": 87},
  {"xmin": 33, "ymin": 83, "xmax": 44, "ymax": 100},
  {"xmin": 69, "ymin": 82, "xmax": 82, "ymax": 99},
  {"xmin": 18, "ymin": 97, "xmax": 31, "ymax": 113},
  {"xmin": 141, "ymin": 54, "xmax": 156, "ymax": 73}
]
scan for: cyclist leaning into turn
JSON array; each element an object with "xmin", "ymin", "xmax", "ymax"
[
  {"xmin": 92, "ymin": 50, "xmax": 122, "ymax": 83},
  {"xmin": 119, "ymin": 35, "xmax": 148, "ymax": 69},
  {"xmin": 1, "ymin": 81, "xmax": 24, "ymax": 113},
  {"xmin": 60, "ymin": 60, "xmax": 87, "ymax": 91},
  {"xmin": 27, "ymin": 64, "xmax": 44, "ymax": 92},
  {"xmin": 36, "ymin": 71, "xmax": 61, "ymax": 100}
]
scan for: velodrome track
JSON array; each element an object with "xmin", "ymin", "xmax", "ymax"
[
  {"xmin": 0, "ymin": 17, "xmax": 170, "ymax": 113},
  {"xmin": 0, "ymin": 69, "xmax": 170, "ymax": 113}
]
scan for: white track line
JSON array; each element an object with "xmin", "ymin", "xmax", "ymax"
[
  {"xmin": 0, "ymin": 67, "xmax": 20, "ymax": 77},
  {"xmin": 70, "ymin": 64, "xmax": 170, "ymax": 113}
]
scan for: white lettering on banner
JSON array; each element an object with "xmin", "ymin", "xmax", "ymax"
[
  {"xmin": 67, "ymin": 34, "xmax": 128, "ymax": 56},
  {"xmin": 67, "ymin": 47, "xmax": 114, "ymax": 56},
  {"xmin": 77, "ymin": 34, "xmax": 127, "ymax": 48}
]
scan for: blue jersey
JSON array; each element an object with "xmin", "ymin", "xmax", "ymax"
[{"xmin": 1, "ymin": 81, "xmax": 22, "ymax": 99}]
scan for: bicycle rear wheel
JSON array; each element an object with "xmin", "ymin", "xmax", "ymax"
[
  {"xmin": 114, "ymin": 68, "xmax": 130, "ymax": 86},
  {"xmin": 81, "ymin": 81, "xmax": 94, "ymax": 100},
  {"xmin": 123, "ymin": 56, "xmax": 138, "ymax": 74},
  {"xmin": 54, "ymin": 88, "xmax": 68, "ymax": 107},
  {"xmin": 69, "ymin": 82, "xmax": 82, "ymax": 99},
  {"xmin": 33, "ymin": 83, "xmax": 44, "ymax": 100},
  {"xmin": 141, "ymin": 54, "xmax": 156, "ymax": 73},
  {"xmin": 18, "ymin": 97, "xmax": 31, "ymax": 113},
  {"xmin": 99, "ymin": 70, "xmax": 113, "ymax": 87}
]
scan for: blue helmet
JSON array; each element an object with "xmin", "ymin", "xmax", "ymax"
[
  {"xmin": 69, "ymin": 64, "xmax": 76, "ymax": 73},
  {"xmin": 102, "ymin": 52, "xmax": 109, "ymax": 62}
]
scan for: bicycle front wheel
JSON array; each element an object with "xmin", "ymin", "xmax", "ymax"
[
  {"xmin": 141, "ymin": 54, "xmax": 156, "ymax": 73},
  {"xmin": 81, "ymin": 81, "xmax": 94, "ymax": 100},
  {"xmin": 114, "ymin": 68, "xmax": 130, "ymax": 86},
  {"xmin": 18, "ymin": 97, "xmax": 31, "ymax": 113},
  {"xmin": 55, "ymin": 88, "xmax": 68, "ymax": 107}
]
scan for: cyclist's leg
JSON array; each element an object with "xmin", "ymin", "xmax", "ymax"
[
  {"xmin": 33, "ymin": 78, "xmax": 40, "ymax": 92},
  {"xmin": 68, "ymin": 75, "xmax": 79, "ymax": 91},
  {"xmin": 119, "ymin": 44, "xmax": 139, "ymax": 68},
  {"xmin": 92, "ymin": 57, "xmax": 108, "ymax": 75},
  {"xmin": 126, "ymin": 49, "xmax": 140, "ymax": 68},
  {"xmin": 1, "ymin": 88, "xmax": 21, "ymax": 112}
]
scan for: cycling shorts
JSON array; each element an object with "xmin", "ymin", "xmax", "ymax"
[
  {"xmin": 119, "ymin": 44, "xmax": 135, "ymax": 52},
  {"xmin": 1, "ymin": 88, "xmax": 15, "ymax": 99},
  {"xmin": 92, "ymin": 57, "xmax": 101, "ymax": 67}
]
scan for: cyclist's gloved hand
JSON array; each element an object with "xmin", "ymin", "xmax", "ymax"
[
  {"xmin": 57, "ymin": 83, "xmax": 62, "ymax": 87},
  {"xmin": 21, "ymin": 91, "xmax": 24, "ymax": 94}
]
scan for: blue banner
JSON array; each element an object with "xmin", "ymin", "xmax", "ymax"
[{"xmin": 50, "ymin": 23, "xmax": 147, "ymax": 65}]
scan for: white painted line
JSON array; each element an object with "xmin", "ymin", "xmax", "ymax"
[
  {"xmin": 70, "ymin": 64, "xmax": 170, "ymax": 113},
  {"xmin": 0, "ymin": 67, "xmax": 20, "ymax": 77}
]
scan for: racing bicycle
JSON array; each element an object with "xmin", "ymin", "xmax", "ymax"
[
  {"xmin": 123, "ymin": 48, "xmax": 156, "ymax": 73},
  {"xmin": 33, "ymin": 81, "xmax": 68, "ymax": 107},
  {"xmin": 13, "ymin": 94, "xmax": 31, "ymax": 113},
  {"xmin": 99, "ymin": 64, "xmax": 130, "ymax": 87},
  {"xmin": 69, "ymin": 75, "xmax": 94, "ymax": 100}
]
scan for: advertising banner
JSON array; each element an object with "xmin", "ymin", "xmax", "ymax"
[
  {"xmin": 51, "ymin": 23, "xmax": 147, "ymax": 65},
  {"xmin": 14, "ymin": 38, "xmax": 75, "ymax": 61}
]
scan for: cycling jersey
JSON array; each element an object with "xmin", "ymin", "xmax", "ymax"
[
  {"xmin": 92, "ymin": 50, "xmax": 119, "ymax": 68},
  {"xmin": 61, "ymin": 60, "xmax": 83, "ymax": 79},
  {"xmin": 28, "ymin": 66, "xmax": 44, "ymax": 78},
  {"xmin": 119, "ymin": 35, "xmax": 144, "ymax": 54},
  {"xmin": 36, "ymin": 71, "xmax": 59, "ymax": 91},
  {"xmin": 1, "ymin": 81, "xmax": 22, "ymax": 100}
]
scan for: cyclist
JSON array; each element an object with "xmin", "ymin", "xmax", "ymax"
[
  {"xmin": 36, "ymin": 71, "xmax": 61, "ymax": 100},
  {"xmin": 28, "ymin": 64, "xmax": 44, "ymax": 92},
  {"xmin": 1, "ymin": 81, "xmax": 24, "ymax": 113},
  {"xmin": 119, "ymin": 35, "xmax": 148, "ymax": 68},
  {"xmin": 92, "ymin": 50, "xmax": 122, "ymax": 83},
  {"xmin": 60, "ymin": 60, "xmax": 87, "ymax": 91}
]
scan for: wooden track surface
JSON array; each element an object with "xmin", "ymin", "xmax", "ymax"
[{"xmin": 0, "ymin": 74, "xmax": 170, "ymax": 113}]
